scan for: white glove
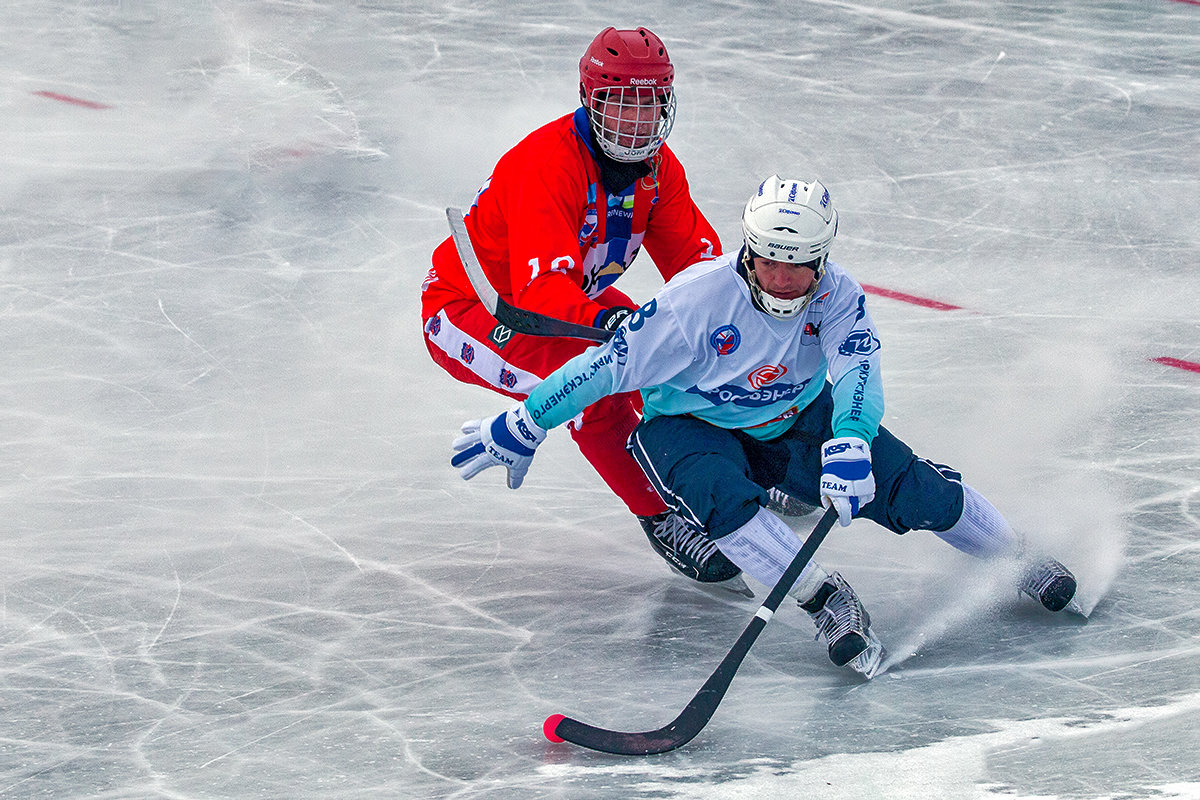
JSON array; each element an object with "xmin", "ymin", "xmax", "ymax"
[
  {"xmin": 819, "ymin": 436, "xmax": 876, "ymax": 527},
  {"xmin": 451, "ymin": 402, "xmax": 548, "ymax": 489}
]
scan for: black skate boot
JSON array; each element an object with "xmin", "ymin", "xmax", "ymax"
[
  {"xmin": 800, "ymin": 571, "xmax": 885, "ymax": 677},
  {"xmin": 1020, "ymin": 558, "xmax": 1078, "ymax": 613},
  {"xmin": 638, "ymin": 511, "xmax": 751, "ymax": 596},
  {"xmin": 766, "ymin": 487, "xmax": 818, "ymax": 517}
]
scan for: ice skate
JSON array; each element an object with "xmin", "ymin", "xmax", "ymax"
[
  {"xmin": 638, "ymin": 511, "xmax": 753, "ymax": 597},
  {"xmin": 766, "ymin": 487, "xmax": 818, "ymax": 518},
  {"xmin": 800, "ymin": 571, "xmax": 885, "ymax": 678},
  {"xmin": 1020, "ymin": 558, "xmax": 1082, "ymax": 615}
]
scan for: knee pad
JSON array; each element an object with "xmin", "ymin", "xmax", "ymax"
[{"xmin": 872, "ymin": 457, "xmax": 965, "ymax": 534}]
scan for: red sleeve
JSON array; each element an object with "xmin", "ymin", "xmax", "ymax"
[
  {"xmin": 641, "ymin": 145, "xmax": 722, "ymax": 280},
  {"xmin": 492, "ymin": 128, "xmax": 607, "ymax": 327}
]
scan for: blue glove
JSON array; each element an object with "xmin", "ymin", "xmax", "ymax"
[
  {"xmin": 451, "ymin": 402, "xmax": 548, "ymax": 489},
  {"xmin": 819, "ymin": 436, "xmax": 875, "ymax": 527}
]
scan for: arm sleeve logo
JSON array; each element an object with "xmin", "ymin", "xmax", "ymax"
[{"xmin": 837, "ymin": 329, "xmax": 880, "ymax": 357}]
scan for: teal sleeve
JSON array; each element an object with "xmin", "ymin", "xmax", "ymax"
[
  {"xmin": 522, "ymin": 344, "xmax": 619, "ymax": 430},
  {"xmin": 830, "ymin": 359, "xmax": 883, "ymax": 444},
  {"xmin": 821, "ymin": 280, "xmax": 884, "ymax": 445}
]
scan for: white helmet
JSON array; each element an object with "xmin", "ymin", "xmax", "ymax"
[{"xmin": 741, "ymin": 175, "xmax": 838, "ymax": 319}]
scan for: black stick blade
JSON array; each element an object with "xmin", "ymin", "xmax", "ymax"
[{"xmin": 543, "ymin": 615, "xmax": 769, "ymax": 755}]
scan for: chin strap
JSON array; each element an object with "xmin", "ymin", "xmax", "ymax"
[{"xmin": 737, "ymin": 248, "xmax": 771, "ymax": 316}]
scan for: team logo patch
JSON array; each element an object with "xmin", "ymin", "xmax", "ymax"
[
  {"xmin": 710, "ymin": 325, "xmax": 741, "ymax": 356},
  {"xmin": 489, "ymin": 323, "xmax": 513, "ymax": 349},
  {"xmin": 427, "ymin": 315, "xmax": 442, "ymax": 336},
  {"xmin": 748, "ymin": 364, "xmax": 787, "ymax": 389},
  {"xmin": 499, "ymin": 368, "xmax": 518, "ymax": 389},
  {"xmin": 460, "ymin": 342, "xmax": 475, "ymax": 364},
  {"xmin": 837, "ymin": 329, "xmax": 881, "ymax": 357}
]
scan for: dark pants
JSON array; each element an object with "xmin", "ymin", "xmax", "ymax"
[{"xmin": 627, "ymin": 383, "xmax": 965, "ymax": 539}]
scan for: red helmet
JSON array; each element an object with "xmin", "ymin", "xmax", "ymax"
[
  {"xmin": 578, "ymin": 27, "xmax": 677, "ymax": 162},
  {"xmin": 579, "ymin": 27, "xmax": 674, "ymax": 94}
]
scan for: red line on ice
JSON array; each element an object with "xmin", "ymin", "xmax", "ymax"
[
  {"xmin": 1152, "ymin": 356, "xmax": 1200, "ymax": 374},
  {"xmin": 32, "ymin": 91, "xmax": 112, "ymax": 109},
  {"xmin": 860, "ymin": 283, "xmax": 963, "ymax": 311},
  {"xmin": 1167, "ymin": 0, "xmax": 1200, "ymax": 6}
]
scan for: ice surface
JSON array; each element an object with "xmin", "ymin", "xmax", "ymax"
[{"xmin": 2, "ymin": 2, "xmax": 1198, "ymax": 798}]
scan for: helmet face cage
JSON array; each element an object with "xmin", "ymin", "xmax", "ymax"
[{"xmin": 583, "ymin": 86, "xmax": 676, "ymax": 162}]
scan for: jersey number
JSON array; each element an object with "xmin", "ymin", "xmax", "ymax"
[{"xmin": 528, "ymin": 255, "xmax": 575, "ymax": 280}]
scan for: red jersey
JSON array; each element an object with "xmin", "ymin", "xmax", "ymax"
[{"xmin": 424, "ymin": 109, "xmax": 721, "ymax": 327}]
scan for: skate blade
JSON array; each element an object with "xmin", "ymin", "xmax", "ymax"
[
  {"xmin": 709, "ymin": 573, "xmax": 755, "ymax": 598},
  {"xmin": 847, "ymin": 632, "xmax": 886, "ymax": 679},
  {"xmin": 669, "ymin": 566, "xmax": 754, "ymax": 598},
  {"xmin": 1064, "ymin": 597, "xmax": 1088, "ymax": 619}
]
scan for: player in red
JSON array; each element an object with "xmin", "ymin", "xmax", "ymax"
[{"xmin": 422, "ymin": 27, "xmax": 744, "ymax": 589}]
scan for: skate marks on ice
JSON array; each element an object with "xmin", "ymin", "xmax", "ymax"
[
  {"xmin": 869, "ymin": 509, "xmax": 1121, "ymax": 675},
  {"xmin": 873, "ymin": 557, "xmax": 1080, "ymax": 675},
  {"xmin": 536, "ymin": 692, "xmax": 1200, "ymax": 800},
  {"xmin": 867, "ymin": 325, "xmax": 1132, "ymax": 673},
  {"xmin": 13, "ymin": 7, "xmax": 384, "ymax": 176},
  {"xmin": 1, "ymin": 0, "xmax": 1195, "ymax": 797},
  {"xmin": 875, "ymin": 558, "xmax": 1021, "ymax": 675}
]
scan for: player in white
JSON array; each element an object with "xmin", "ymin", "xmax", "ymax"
[{"xmin": 451, "ymin": 175, "xmax": 1078, "ymax": 677}]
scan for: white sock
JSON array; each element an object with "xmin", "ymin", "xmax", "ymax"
[
  {"xmin": 715, "ymin": 506, "xmax": 829, "ymax": 603},
  {"xmin": 934, "ymin": 483, "xmax": 1019, "ymax": 558}
]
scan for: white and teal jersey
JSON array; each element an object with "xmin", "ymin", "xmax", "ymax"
[{"xmin": 524, "ymin": 251, "xmax": 885, "ymax": 443}]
